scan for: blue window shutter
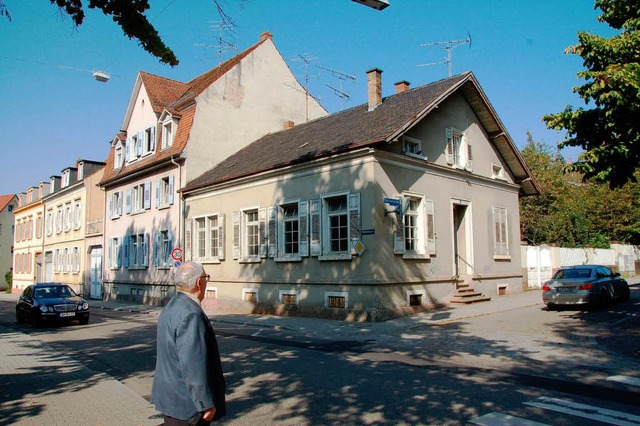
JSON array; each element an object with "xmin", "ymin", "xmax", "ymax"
[
  {"xmin": 167, "ymin": 231, "xmax": 174, "ymax": 265},
  {"xmin": 125, "ymin": 139, "xmax": 130, "ymax": 162},
  {"xmin": 117, "ymin": 191, "xmax": 123, "ymax": 216},
  {"xmin": 143, "ymin": 233, "xmax": 149, "ymax": 267},
  {"xmin": 153, "ymin": 233, "xmax": 159, "ymax": 267},
  {"xmin": 123, "ymin": 235, "xmax": 130, "ymax": 268},
  {"xmin": 168, "ymin": 176, "xmax": 174, "ymax": 205},
  {"xmin": 107, "ymin": 239, "xmax": 113, "ymax": 268},
  {"xmin": 299, "ymin": 201, "xmax": 309, "ymax": 257},
  {"xmin": 125, "ymin": 188, "xmax": 132, "ymax": 214},
  {"xmin": 155, "ymin": 179, "xmax": 160, "ymax": 209},
  {"xmin": 144, "ymin": 182, "xmax": 151, "ymax": 210},
  {"xmin": 108, "ymin": 194, "xmax": 113, "ymax": 218},
  {"xmin": 137, "ymin": 132, "xmax": 143, "ymax": 157}
]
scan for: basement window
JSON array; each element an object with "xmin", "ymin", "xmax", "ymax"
[
  {"xmin": 407, "ymin": 290, "xmax": 424, "ymax": 307},
  {"xmin": 279, "ymin": 290, "xmax": 299, "ymax": 305},
  {"xmin": 324, "ymin": 291, "xmax": 348, "ymax": 309},
  {"xmin": 243, "ymin": 289, "xmax": 258, "ymax": 303}
]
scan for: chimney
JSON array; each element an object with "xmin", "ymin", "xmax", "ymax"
[
  {"xmin": 394, "ymin": 80, "xmax": 410, "ymax": 94},
  {"xmin": 260, "ymin": 31, "xmax": 273, "ymax": 42},
  {"xmin": 284, "ymin": 120, "xmax": 295, "ymax": 129},
  {"xmin": 366, "ymin": 68, "xmax": 383, "ymax": 111}
]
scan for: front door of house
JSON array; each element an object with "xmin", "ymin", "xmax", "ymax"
[
  {"xmin": 452, "ymin": 201, "xmax": 472, "ymax": 277},
  {"xmin": 89, "ymin": 247, "xmax": 103, "ymax": 299},
  {"xmin": 44, "ymin": 252, "xmax": 53, "ymax": 282}
]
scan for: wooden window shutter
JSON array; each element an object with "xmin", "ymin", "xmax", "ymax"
[
  {"xmin": 267, "ymin": 206, "xmax": 277, "ymax": 258},
  {"xmin": 144, "ymin": 182, "xmax": 151, "ymax": 210},
  {"xmin": 117, "ymin": 192, "xmax": 123, "ymax": 216},
  {"xmin": 123, "ymin": 235, "xmax": 130, "ymax": 268},
  {"xmin": 348, "ymin": 193, "xmax": 361, "ymax": 255},
  {"xmin": 125, "ymin": 188, "xmax": 132, "ymax": 214},
  {"xmin": 153, "ymin": 233, "xmax": 159, "ymax": 266},
  {"xmin": 299, "ymin": 201, "xmax": 309, "ymax": 257},
  {"xmin": 259, "ymin": 207, "xmax": 268, "ymax": 258},
  {"xmin": 309, "ymin": 199, "xmax": 321, "ymax": 256},
  {"xmin": 232, "ymin": 212, "xmax": 241, "ymax": 260},
  {"xmin": 445, "ymin": 128, "xmax": 454, "ymax": 165},
  {"xmin": 107, "ymin": 239, "xmax": 113, "ymax": 268},
  {"xmin": 143, "ymin": 233, "xmax": 149, "ymax": 266},
  {"xmin": 217, "ymin": 213, "xmax": 225, "ymax": 260},
  {"xmin": 137, "ymin": 132, "xmax": 143, "ymax": 157},
  {"xmin": 155, "ymin": 179, "xmax": 160, "ymax": 209},
  {"xmin": 465, "ymin": 135, "xmax": 473, "ymax": 170},
  {"xmin": 168, "ymin": 176, "xmax": 174, "ymax": 205},
  {"xmin": 167, "ymin": 231, "xmax": 174, "ymax": 265}
]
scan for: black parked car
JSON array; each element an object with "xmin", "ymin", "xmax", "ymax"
[
  {"xmin": 16, "ymin": 283, "xmax": 90, "ymax": 326},
  {"xmin": 542, "ymin": 265, "xmax": 630, "ymax": 310}
]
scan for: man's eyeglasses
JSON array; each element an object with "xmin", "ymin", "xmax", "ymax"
[{"xmin": 200, "ymin": 274, "xmax": 210, "ymax": 282}]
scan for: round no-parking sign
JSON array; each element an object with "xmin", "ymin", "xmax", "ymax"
[{"xmin": 171, "ymin": 247, "xmax": 183, "ymax": 261}]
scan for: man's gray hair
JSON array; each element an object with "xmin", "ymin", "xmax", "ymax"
[{"xmin": 173, "ymin": 262, "xmax": 205, "ymax": 291}]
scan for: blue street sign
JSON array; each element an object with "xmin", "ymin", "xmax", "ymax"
[{"xmin": 384, "ymin": 198, "xmax": 401, "ymax": 207}]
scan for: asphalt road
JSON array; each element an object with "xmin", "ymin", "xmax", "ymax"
[{"xmin": 1, "ymin": 292, "xmax": 639, "ymax": 425}]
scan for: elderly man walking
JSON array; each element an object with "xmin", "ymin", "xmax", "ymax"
[{"xmin": 151, "ymin": 262, "xmax": 226, "ymax": 425}]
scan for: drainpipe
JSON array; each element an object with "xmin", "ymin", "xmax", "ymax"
[{"xmin": 170, "ymin": 155, "xmax": 182, "ymax": 252}]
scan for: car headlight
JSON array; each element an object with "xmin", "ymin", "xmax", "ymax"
[
  {"xmin": 77, "ymin": 302, "xmax": 89, "ymax": 310},
  {"xmin": 39, "ymin": 305, "xmax": 48, "ymax": 313}
]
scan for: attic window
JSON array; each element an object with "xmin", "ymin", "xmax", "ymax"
[
  {"xmin": 492, "ymin": 164, "xmax": 505, "ymax": 180},
  {"xmin": 114, "ymin": 145, "xmax": 123, "ymax": 169},
  {"xmin": 162, "ymin": 119, "xmax": 174, "ymax": 149},
  {"xmin": 402, "ymin": 136, "xmax": 424, "ymax": 159}
]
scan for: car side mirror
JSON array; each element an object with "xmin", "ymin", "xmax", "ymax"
[{"xmin": 614, "ymin": 272, "xmax": 621, "ymax": 277}]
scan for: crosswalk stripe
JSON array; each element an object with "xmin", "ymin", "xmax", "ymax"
[
  {"xmin": 524, "ymin": 396, "xmax": 640, "ymax": 425},
  {"xmin": 469, "ymin": 412, "xmax": 550, "ymax": 426},
  {"xmin": 607, "ymin": 375, "xmax": 640, "ymax": 387}
]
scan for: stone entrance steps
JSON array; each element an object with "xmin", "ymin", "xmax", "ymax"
[{"xmin": 451, "ymin": 281, "xmax": 491, "ymax": 304}]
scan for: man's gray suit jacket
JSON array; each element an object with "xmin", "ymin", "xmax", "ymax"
[{"xmin": 151, "ymin": 292, "xmax": 226, "ymax": 420}]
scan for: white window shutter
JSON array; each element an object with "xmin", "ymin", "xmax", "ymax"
[
  {"xmin": 107, "ymin": 239, "xmax": 113, "ymax": 268},
  {"xmin": 348, "ymin": 193, "xmax": 361, "ymax": 255},
  {"xmin": 125, "ymin": 139, "xmax": 130, "ymax": 162},
  {"xmin": 117, "ymin": 192, "xmax": 123, "ymax": 216},
  {"xmin": 445, "ymin": 128, "xmax": 454, "ymax": 165},
  {"xmin": 465, "ymin": 135, "xmax": 473, "ymax": 170},
  {"xmin": 116, "ymin": 237, "xmax": 122, "ymax": 268},
  {"xmin": 168, "ymin": 175, "xmax": 174, "ymax": 205},
  {"xmin": 150, "ymin": 126, "xmax": 156, "ymax": 151},
  {"xmin": 393, "ymin": 197, "xmax": 406, "ymax": 255},
  {"xmin": 309, "ymin": 199, "xmax": 321, "ymax": 256},
  {"xmin": 298, "ymin": 201, "xmax": 309, "ymax": 257},
  {"xmin": 125, "ymin": 188, "xmax": 132, "ymax": 214},
  {"xmin": 259, "ymin": 207, "xmax": 268, "ymax": 258},
  {"xmin": 426, "ymin": 199, "xmax": 436, "ymax": 255},
  {"xmin": 218, "ymin": 213, "xmax": 225, "ymax": 260},
  {"xmin": 232, "ymin": 211, "xmax": 241, "ymax": 260},
  {"xmin": 184, "ymin": 219, "xmax": 192, "ymax": 261},
  {"xmin": 144, "ymin": 182, "xmax": 151, "ymax": 210},
  {"xmin": 137, "ymin": 132, "xmax": 143, "ymax": 157},
  {"xmin": 267, "ymin": 206, "xmax": 277, "ymax": 258},
  {"xmin": 109, "ymin": 195, "xmax": 113, "ymax": 218}
]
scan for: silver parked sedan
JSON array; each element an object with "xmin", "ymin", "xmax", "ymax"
[{"xmin": 542, "ymin": 265, "xmax": 630, "ymax": 310}]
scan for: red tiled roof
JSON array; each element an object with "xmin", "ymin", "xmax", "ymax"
[
  {"xmin": 0, "ymin": 194, "xmax": 16, "ymax": 212},
  {"xmin": 100, "ymin": 32, "xmax": 273, "ymax": 187}
]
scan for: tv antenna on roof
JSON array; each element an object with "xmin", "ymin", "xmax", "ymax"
[
  {"xmin": 292, "ymin": 54, "xmax": 318, "ymax": 121},
  {"xmin": 194, "ymin": 21, "xmax": 238, "ymax": 64},
  {"xmin": 316, "ymin": 64, "xmax": 356, "ymax": 110},
  {"xmin": 418, "ymin": 33, "xmax": 472, "ymax": 77}
]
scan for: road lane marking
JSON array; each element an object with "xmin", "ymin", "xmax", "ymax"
[
  {"xmin": 469, "ymin": 412, "xmax": 549, "ymax": 425},
  {"xmin": 524, "ymin": 397, "xmax": 640, "ymax": 425},
  {"xmin": 607, "ymin": 375, "xmax": 640, "ymax": 387}
]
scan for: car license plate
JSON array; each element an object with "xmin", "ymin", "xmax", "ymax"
[
  {"xmin": 557, "ymin": 287, "xmax": 574, "ymax": 293},
  {"xmin": 60, "ymin": 312, "xmax": 75, "ymax": 317}
]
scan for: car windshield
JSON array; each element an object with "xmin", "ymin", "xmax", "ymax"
[
  {"xmin": 554, "ymin": 268, "xmax": 592, "ymax": 279},
  {"xmin": 34, "ymin": 286, "xmax": 76, "ymax": 299}
]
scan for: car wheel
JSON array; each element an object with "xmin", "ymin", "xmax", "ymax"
[
  {"xmin": 16, "ymin": 309, "xmax": 24, "ymax": 324},
  {"xmin": 546, "ymin": 303, "xmax": 555, "ymax": 311}
]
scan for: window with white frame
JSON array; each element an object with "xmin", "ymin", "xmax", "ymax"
[
  {"xmin": 402, "ymin": 136, "xmax": 424, "ymax": 158},
  {"xmin": 114, "ymin": 145, "xmax": 123, "ymax": 169},
  {"xmin": 162, "ymin": 120, "xmax": 174, "ymax": 149},
  {"xmin": 109, "ymin": 191, "xmax": 123, "ymax": 219},
  {"xmin": 393, "ymin": 194, "xmax": 436, "ymax": 258},
  {"xmin": 72, "ymin": 246, "xmax": 80, "ymax": 273},
  {"xmin": 492, "ymin": 206, "xmax": 509, "ymax": 258},
  {"xmin": 129, "ymin": 133, "xmax": 139, "ymax": 161},
  {"xmin": 192, "ymin": 214, "xmax": 224, "ymax": 261},
  {"xmin": 143, "ymin": 126, "xmax": 155, "ymax": 155},
  {"xmin": 127, "ymin": 183, "xmax": 150, "ymax": 214},
  {"xmin": 108, "ymin": 236, "xmax": 122, "ymax": 269},
  {"xmin": 63, "ymin": 247, "xmax": 70, "ymax": 273},
  {"xmin": 64, "ymin": 203, "xmax": 72, "ymax": 232},
  {"xmin": 445, "ymin": 128, "xmax": 473, "ymax": 170},
  {"xmin": 309, "ymin": 193, "xmax": 360, "ymax": 260},
  {"xmin": 62, "ymin": 171, "xmax": 70, "ymax": 188},
  {"xmin": 56, "ymin": 206, "xmax": 63, "ymax": 233},
  {"xmin": 233, "ymin": 208, "xmax": 266, "ymax": 262},
  {"xmin": 126, "ymin": 233, "xmax": 148, "ymax": 269},
  {"xmin": 155, "ymin": 230, "xmax": 173, "ymax": 268},
  {"xmin": 156, "ymin": 176, "xmax": 174, "ymax": 208},
  {"xmin": 282, "ymin": 204, "xmax": 299, "ymax": 255}
]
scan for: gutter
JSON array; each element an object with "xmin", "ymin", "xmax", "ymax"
[{"xmin": 170, "ymin": 155, "xmax": 183, "ymax": 251}]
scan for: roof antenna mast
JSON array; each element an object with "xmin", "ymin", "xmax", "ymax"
[
  {"xmin": 194, "ymin": 21, "xmax": 238, "ymax": 65},
  {"xmin": 315, "ymin": 64, "xmax": 356, "ymax": 111},
  {"xmin": 418, "ymin": 33, "xmax": 472, "ymax": 77},
  {"xmin": 292, "ymin": 54, "xmax": 317, "ymax": 121}
]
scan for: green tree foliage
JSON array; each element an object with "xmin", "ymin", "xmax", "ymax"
[
  {"xmin": 520, "ymin": 133, "xmax": 640, "ymax": 247},
  {"xmin": 543, "ymin": 0, "xmax": 640, "ymax": 188}
]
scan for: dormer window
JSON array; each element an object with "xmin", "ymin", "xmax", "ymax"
[
  {"xmin": 143, "ymin": 126, "xmax": 156, "ymax": 154},
  {"xmin": 62, "ymin": 171, "xmax": 70, "ymax": 188},
  {"xmin": 162, "ymin": 120, "xmax": 174, "ymax": 149},
  {"xmin": 402, "ymin": 136, "xmax": 424, "ymax": 159},
  {"xmin": 114, "ymin": 145, "xmax": 123, "ymax": 169}
]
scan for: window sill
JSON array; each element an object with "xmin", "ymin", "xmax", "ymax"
[
  {"xmin": 158, "ymin": 204, "xmax": 171, "ymax": 210},
  {"xmin": 239, "ymin": 257, "xmax": 262, "ymax": 264},
  {"xmin": 156, "ymin": 265, "xmax": 172, "ymax": 270},
  {"xmin": 493, "ymin": 255, "xmax": 511, "ymax": 261},
  {"xmin": 404, "ymin": 152, "xmax": 427, "ymax": 161},
  {"xmin": 402, "ymin": 253, "xmax": 430, "ymax": 260},
  {"xmin": 275, "ymin": 256, "xmax": 302, "ymax": 263},
  {"xmin": 318, "ymin": 253, "xmax": 352, "ymax": 261},
  {"xmin": 127, "ymin": 266, "xmax": 149, "ymax": 270},
  {"xmin": 199, "ymin": 258, "xmax": 222, "ymax": 264}
]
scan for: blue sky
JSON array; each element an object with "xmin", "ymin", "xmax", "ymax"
[{"xmin": 0, "ymin": 0, "xmax": 614, "ymax": 196}]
